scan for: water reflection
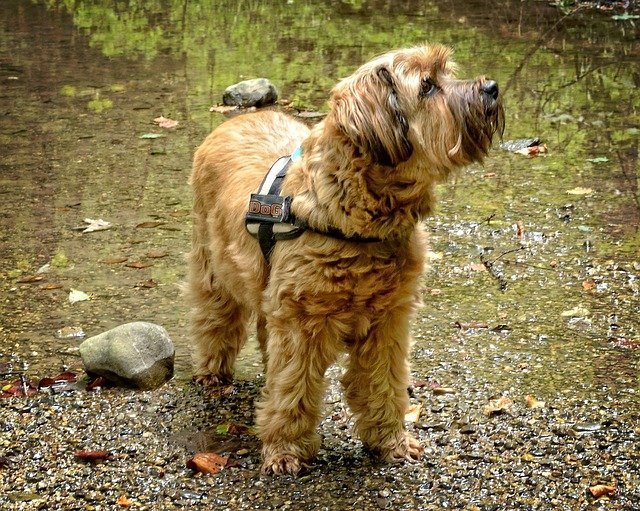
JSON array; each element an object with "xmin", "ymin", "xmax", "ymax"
[{"xmin": 0, "ymin": 1, "xmax": 637, "ymax": 403}]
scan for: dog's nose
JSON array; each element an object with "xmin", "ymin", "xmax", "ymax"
[{"xmin": 481, "ymin": 80, "xmax": 499, "ymax": 100}]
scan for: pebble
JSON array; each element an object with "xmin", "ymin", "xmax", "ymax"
[{"xmin": 0, "ymin": 374, "xmax": 638, "ymax": 510}]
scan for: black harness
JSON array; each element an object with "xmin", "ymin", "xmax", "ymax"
[{"xmin": 245, "ymin": 147, "xmax": 381, "ymax": 260}]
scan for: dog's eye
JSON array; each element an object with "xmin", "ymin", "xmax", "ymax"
[{"xmin": 420, "ymin": 78, "xmax": 438, "ymax": 98}]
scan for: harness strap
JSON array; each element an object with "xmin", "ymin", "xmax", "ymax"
[{"xmin": 245, "ymin": 147, "xmax": 381, "ymax": 261}]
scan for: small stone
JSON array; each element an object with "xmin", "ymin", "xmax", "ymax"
[{"xmin": 222, "ymin": 78, "xmax": 278, "ymax": 108}]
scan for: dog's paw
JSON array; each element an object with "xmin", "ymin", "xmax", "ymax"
[
  {"xmin": 192, "ymin": 373, "xmax": 232, "ymax": 387},
  {"xmin": 381, "ymin": 432, "xmax": 423, "ymax": 463},
  {"xmin": 261, "ymin": 453, "xmax": 310, "ymax": 476}
]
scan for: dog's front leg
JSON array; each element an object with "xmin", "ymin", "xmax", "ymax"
[
  {"xmin": 256, "ymin": 319, "xmax": 340, "ymax": 475},
  {"xmin": 342, "ymin": 305, "xmax": 423, "ymax": 463}
]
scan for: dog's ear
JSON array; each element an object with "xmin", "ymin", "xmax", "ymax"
[{"xmin": 331, "ymin": 66, "xmax": 413, "ymax": 167}]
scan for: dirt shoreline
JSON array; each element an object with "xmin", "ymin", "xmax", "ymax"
[{"xmin": 1, "ymin": 367, "xmax": 638, "ymax": 510}]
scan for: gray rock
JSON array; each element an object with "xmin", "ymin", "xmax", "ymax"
[
  {"xmin": 222, "ymin": 78, "xmax": 278, "ymax": 108},
  {"xmin": 79, "ymin": 322, "xmax": 174, "ymax": 390}
]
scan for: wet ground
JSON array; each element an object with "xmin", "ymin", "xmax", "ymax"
[{"xmin": 1, "ymin": 0, "xmax": 639, "ymax": 509}]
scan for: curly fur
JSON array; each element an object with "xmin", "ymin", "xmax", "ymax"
[{"xmin": 186, "ymin": 44, "xmax": 504, "ymax": 475}]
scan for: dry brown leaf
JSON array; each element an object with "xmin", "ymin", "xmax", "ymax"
[
  {"xmin": 483, "ymin": 172, "xmax": 497, "ymax": 178},
  {"xmin": 153, "ymin": 115, "xmax": 179, "ymax": 128},
  {"xmin": 525, "ymin": 395, "xmax": 545, "ymax": 409},
  {"xmin": 567, "ymin": 187, "xmax": 593, "ymax": 195},
  {"xmin": 483, "ymin": 396, "xmax": 513, "ymax": 417},
  {"xmin": 589, "ymin": 484, "xmax": 616, "ymax": 498},
  {"xmin": 145, "ymin": 250, "xmax": 168, "ymax": 259},
  {"xmin": 404, "ymin": 403, "xmax": 422, "ymax": 423},
  {"xmin": 17, "ymin": 275, "xmax": 44, "ymax": 283},
  {"xmin": 582, "ymin": 279, "xmax": 596, "ymax": 291},
  {"xmin": 102, "ymin": 256, "xmax": 128, "ymax": 265},
  {"xmin": 126, "ymin": 261, "xmax": 154, "ymax": 269},
  {"xmin": 117, "ymin": 494, "xmax": 133, "ymax": 507},
  {"xmin": 470, "ymin": 263, "xmax": 487, "ymax": 272},
  {"xmin": 39, "ymin": 283, "xmax": 63, "ymax": 290},
  {"xmin": 75, "ymin": 450, "xmax": 109, "ymax": 461},
  {"xmin": 516, "ymin": 144, "xmax": 548, "ymax": 156},
  {"xmin": 186, "ymin": 452, "xmax": 228, "ymax": 475},
  {"xmin": 455, "ymin": 321, "xmax": 489, "ymax": 330},
  {"xmin": 209, "ymin": 105, "xmax": 238, "ymax": 114},
  {"xmin": 135, "ymin": 279, "xmax": 158, "ymax": 289}
]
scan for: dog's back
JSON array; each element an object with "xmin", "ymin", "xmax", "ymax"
[{"xmin": 187, "ymin": 111, "xmax": 310, "ymax": 312}]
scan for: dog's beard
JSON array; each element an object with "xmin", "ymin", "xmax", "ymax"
[{"xmin": 446, "ymin": 81, "xmax": 505, "ymax": 164}]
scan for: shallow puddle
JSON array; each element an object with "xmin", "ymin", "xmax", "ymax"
[{"xmin": 1, "ymin": 0, "xmax": 637, "ymax": 414}]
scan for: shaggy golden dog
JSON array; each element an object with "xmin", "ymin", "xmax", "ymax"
[{"xmin": 187, "ymin": 44, "xmax": 504, "ymax": 475}]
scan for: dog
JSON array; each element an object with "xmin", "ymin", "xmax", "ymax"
[{"xmin": 186, "ymin": 44, "xmax": 504, "ymax": 475}]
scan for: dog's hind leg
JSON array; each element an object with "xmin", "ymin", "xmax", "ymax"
[
  {"xmin": 186, "ymin": 244, "xmax": 249, "ymax": 385},
  {"xmin": 342, "ymin": 305, "xmax": 423, "ymax": 463}
]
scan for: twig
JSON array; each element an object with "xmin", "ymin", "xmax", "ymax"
[{"xmin": 480, "ymin": 246, "xmax": 526, "ymax": 291}]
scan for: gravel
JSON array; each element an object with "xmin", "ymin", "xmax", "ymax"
[{"xmin": 1, "ymin": 364, "xmax": 639, "ymax": 511}]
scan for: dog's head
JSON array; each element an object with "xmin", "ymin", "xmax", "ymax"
[{"xmin": 329, "ymin": 45, "xmax": 505, "ymax": 171}]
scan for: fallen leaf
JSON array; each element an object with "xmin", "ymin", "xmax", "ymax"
[
  {"xmin": 0, "ymin": 379, "xmax": 38, "ymax": 398},
  {"xmin": 432, "ymin": 387, "xmax": 456, "ymax": 395},
  {"xmin": 209, "ymin": 105, "xmax": 239, "ymax": 114},
  {"xmin": 117, "ymin": 495, "xmax": 132, "ymax": 507},
  {"xmin": 69, "ymin": 289, "xmax": 90, "ymax": 303},
  {"xmin": 483, "ymin": 172, "xmax": 497, "ymax": 178},
  {"xmin": 469, "ymin": 263, "xmax": 487, "ymax": 272},
  {"xmin": 515, "ymin": 144, "xmax": 547, "ymax": 156},
  {"xmin": 561, "ymin": 306, "xmax": 590, "ymax": 318},
  {"xmin": 582, "ymin": 280, "xmax": 596, "ymax": 291},
  {"xmin": 609, "ymin": 337, "xmax": 640, "ymax": 350},
  {"xmin": 566, "ymin": 187, "xmax": 593, "ymax": 196},
  {"xmin": 86, "ymin": 376, "xmax": 111, "ymax": 391},
  {"xmin": 455, "ymin": 321, "xmax": 489, "ymax": 330},
  {"xmin": 125, "ymin": 261, "xmax": 154, "ymax": 269},
  {"xmin": 56, "ymin": 326, "xmax": 85, "ymax": 339},
  {"xmin": 75, "ymin": 450, "xmax": 109, "ymax": 461},
  {"xmin": 17, "ymin": 275, "xmax": 44, "ymax": 284},
  {"xmin": 612, "ymin": 13, "xmax": 640, "ymax": 20},
  {"xmin": 136, "ymin": 221, "xmax": 165, "ymax": 229},
  {"xmin": 82, "ymin": 218, "xmax": 112, "ymax": 233},
  {"xmin": 38, "ymin": 372, "xmax": 77, "ymax": 389},
  {"xmin": 516, "ymin": 221, "xmax": 524, "ymax": 240},
  {"xmin": 135, "ymin": 279, "xmax": 158, "ymax": 289},
  {"xmin": 525, "ymin": 395, "xmax": 545, "ymax": 409},
  {"xmin": 102, "ymin": 256, "xmax": 128, "ymax": 265},
  {"xmin": 145, "ymin": 250, "xmax": 168, "ymax": 258},
  {"xmin": 404, "ymin": 403, "xmax": 422, "ymax": 423},
  {"xmin": 153, "ymin": 116, "xmax": 179, "ymax": 128},
  {"xmin": 483, "ymin": 396, "xmax": 513, "ymax": 417},
  {"xmin": 39, "ymin": 283, "xmax": 63, "ymax": 290},
  {"xmin": 586, "ymin": 156, "xmax": 609, "ymax": 164},
  {"xmin": 589, "ymin": 484, "xmax": 616, "ymax": 498},
  {"xmin": 186, "ymin": 452, "xmax": 228, "ymax": 475},
  {"xmin": 426, "ymin": 250, "xmax": 443, "ymax": 261}
]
